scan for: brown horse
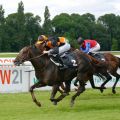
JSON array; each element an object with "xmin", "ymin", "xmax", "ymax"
[
  {"xmin": 74, "ymin": 52, "xmax": 120, "ymax": 94},
  {"xmin": 14, "ymin": 43, "xmax": 111, "ymax": 107},
  {"xmin": 92, "ymin": 53, "xmax": 120, "ymax": 93}
]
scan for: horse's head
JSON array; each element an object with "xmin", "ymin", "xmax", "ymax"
[
  {"xmin": 14, "ymin": 42, "xmax": 47, "ymax": 66},
  {"xmin": 14, "ymin": 46, "xmax": 30, "ymax": 66}
]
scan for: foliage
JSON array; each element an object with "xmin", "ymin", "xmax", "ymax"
[
  {"xmin": 0, "ymin": 2, "xmax": 120, "ymax": 52},
  {"xmin": 0, "ymin": 5, "xmax": 5, "ymax": 51},
  {"xmin": 111, "ymin": 38, "xmax": 118, "ymax": 51},
  {"xmin": 42, "ymin": 6, "xmax": 53, "ymax": 36}
]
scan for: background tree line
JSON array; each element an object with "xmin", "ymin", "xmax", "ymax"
[{"xmin": 0, "ymin": 1, "xmax": 120, "ymax": 52}]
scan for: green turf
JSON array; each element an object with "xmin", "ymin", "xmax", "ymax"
[
  {"xmin": 0, "ymin": 53, "xmax": 17, "ymax": 58},
  {"xmin": 0, "ymin": 88, "xmax": 120, "ymax": 120}
]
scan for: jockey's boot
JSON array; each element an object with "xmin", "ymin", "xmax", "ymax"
[
  {"xmin": 88, "ymin": 52, "xmax": 95, "ymax": 57},
  {"xmin": 60, "ymin": 64, "xmax": 68, "ymax": 70},
  {"xmin": 88, "ymin": 52, "xmax": 93, "ymax": 55},
  {"xmin": 56, "ymin": 54, "xmax": 68, "ymax": 70}
]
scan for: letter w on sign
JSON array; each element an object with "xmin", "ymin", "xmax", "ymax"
[{"xmin": 0, "ymin": 70, "xmax": 11, "ymax": 84}]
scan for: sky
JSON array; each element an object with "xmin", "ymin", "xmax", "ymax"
[{"xmin": 0, "ymin": 0, "xmax": 120, "ymax": 22}]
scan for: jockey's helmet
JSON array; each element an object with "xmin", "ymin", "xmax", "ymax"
[
  {"xmin": 37, "ymin": 35, "xmax": 48, "ymax": 44},
  {"xmin": 77, "ymin": 37, "xmax": 84, "ymax": 44}
]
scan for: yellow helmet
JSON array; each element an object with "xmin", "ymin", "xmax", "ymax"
[{"xmin": 36, "ymin": 35, "xmax": 48, "ymax": 44}]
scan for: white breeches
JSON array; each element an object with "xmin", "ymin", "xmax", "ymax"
[
  {"xmin": 58, "ymin": 43, "xmax": 71, "ymax": 54},
  {"xmin": 89, "ymin": 43, "xmax": 100, "ymax": 53}
]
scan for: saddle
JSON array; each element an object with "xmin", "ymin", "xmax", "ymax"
[
  {"xmin": 50, "ymin": 52, "xmax": 77, "ymax": 69},
  {"xmin": 89, "ymin": 52, "xmax": 105, "ymax": 61}
]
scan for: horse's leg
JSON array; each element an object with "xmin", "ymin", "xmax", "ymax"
[
  {"xmin": 64, "ymin": 80, "xmax": 71, "ymax": 95},
  {"xmin": 112, "ymin": 73, "xmax": 120, "ymax": 94},
  {"xmin": 58, "ymin": 83, "xmax": 65, "ymax": 94},
  {"xmin": 29, "ymin": 82, "xmax": 46, "ymax": 107},
  {"xmin": 50, "ymin": 84, "xmax": 59, "ymax": 105},
  {"xmin": 100, "ymin": 73, "xmax": 112, "ymax": 93},
  {"xmin": 71, "ymin": 79, "xmax": 86, "ymax": 107},
  {"xmin": 74, "ymin": 79, "xmax": 79, "ymax": 86},
  {"xmin": 89, "ymin": 77, "xmax": 97, "ymax": 89},
  {"xmin": 89, "ymin": 76, "xmax": 105, "ymax": 89},
  {"xmin": 51, "ymin": 81, "xmax": 71, "ymax": 103}
]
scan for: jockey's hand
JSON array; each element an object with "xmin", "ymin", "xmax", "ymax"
[{"xmin": 43, "ymin": 51, "xmax": 49, "ymax": 54}]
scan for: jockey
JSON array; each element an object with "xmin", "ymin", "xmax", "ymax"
[
  {"xmin": 77, "ymin": 37, "xmax": 100, "ymax": 55},
  {"xmin": 43, "ymin": 36, "xmax": 71, "ymax": 69}
]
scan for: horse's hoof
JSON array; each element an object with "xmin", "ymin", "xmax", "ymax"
[
  {"xmin": 36, "ymin": 102, "xmax": 41, "ymax": 107},
  {"xmin": 75, "ymin": 88, "xmax": 78, "ymax": 91},
  {"xmin": 63, "ymin": 92, "xmax": 68, "ymax": 96},
  {"xmin": 50, "ymin": 98, "xmax": 55, "ymax": 102},
  {"xmin": 102, "ymin": 86, "xmax": 106, "ymax": 89},
  {"xmin": 100, "ymin": 89, "xmax": 104, "ymax": 93},
  {"xmin": 112, "ymin": 89, "xmax": 116, "ymax": 94},
  {"xmin": 66, "ymin": 92, "xmax": 70, "ymax": 96},
  {"xmin": 70, "ymin": 100, "xmax": 74, "ymax": 107},
  {"xmin": 53, "ymin": 101, "xmax": 57, "ymax": 105}
]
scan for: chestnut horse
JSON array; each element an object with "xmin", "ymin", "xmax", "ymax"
[
  {"xmin": 92, "ymin": 53, "xmax": 120, "ymax": 93},
  {"xmin": 14, "ymin": 43, "xmax": 111, "ymax": 107}
]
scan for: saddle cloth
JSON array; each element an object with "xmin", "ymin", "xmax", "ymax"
[{"xmin": 50, "ymin": 52, "xmax": 77, "ymax": 67}]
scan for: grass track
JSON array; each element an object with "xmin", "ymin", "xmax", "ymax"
[
  {"xmin": 0, "ymin": 53, "xmax": 17, "ymax": 58},
  {"xmin": 0, "ymin": 88, "xmax": 120, "ymax": 120}
]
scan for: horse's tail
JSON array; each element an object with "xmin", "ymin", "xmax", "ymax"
[{"xmin": 117, "ymin": 56, "xmax": 120, "ymax": 68}]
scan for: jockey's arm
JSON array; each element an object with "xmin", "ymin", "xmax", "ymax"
[
  {"xmin": 43, "ymin": 47, "xmax": 59, "ymax": 55},
  {"xmin": 80, "ymin": 42, "xmax": 90, "ymax": 53}
]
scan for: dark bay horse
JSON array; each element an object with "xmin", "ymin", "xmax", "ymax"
[{"xmin": 14, "ymin": 44, "xmax": 111, "ymax": 107}]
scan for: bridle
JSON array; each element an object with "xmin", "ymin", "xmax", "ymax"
[
  {"xmin": 25, "ymin": 44, "xmax": 46, "ymax": 61},
  {"xmin": 15, "ymin": 43, "xmax": 46, "ymax": 64}
]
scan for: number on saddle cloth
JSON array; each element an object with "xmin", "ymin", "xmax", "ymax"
[
  {"xmin": 60, "ymin": 52, "xmax": 77, "ymax": 67},
  {"xmin": 50, "ymin": 52, "xmax": 77, "ymax": 67}
]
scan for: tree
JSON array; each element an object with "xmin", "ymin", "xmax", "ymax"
[
  {"xmin": 0, "ymin": 5, "xmax": 4, "ymax": 24},
  {"xmin": 52, "ymin": 13, "xmax": 72, "ymax": 36},
  {"xmin": 15, "ymin": 1, "xmax": 25, "ymax": 49},
  {"xmin": 115, "ymin": 16, "xmax": 120, "ymax": 50},
  {"xmin": 93, "ymin": 23, "xmax": 110, "ymax": 50},
  {"xmin": 0, "ymin": 5, "xmax": 6, "ymax": 51},
  {"xmin": 111, "ymin": 38, "xmax": 118, "ymax": 51},
  {"xmin": 5, "ymin": 13, "xmax": 19, "ymax": 51},
  {"xmin": 81, "ymin": 13, "xmax": 96, "ymax": 39},
  {"xmin": 42, "ymin": 6, "xmax": 53, "ymax": 35},
  {"xmin": 98, "ymin": 14, "xmax": 117, "ymax": 50},
  {"xmin": 24, "ymin": 13, "xmax": 42, "ymax": 45}
]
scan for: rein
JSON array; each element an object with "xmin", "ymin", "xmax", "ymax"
[
  {"xmin": 24, "ymin": 44, "xmax": 46, "ymax": 62},
  {"xmin": 26, "ymin": 53, "xmax": 45, "ymax": 61}
]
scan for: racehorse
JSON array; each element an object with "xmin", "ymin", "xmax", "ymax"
[
  {"xmin": 91, "ymin": 53, "xmax": 120, "ymax": 93},
  {"xmin": 14, "ymin": 43, "xmax": 111, "ymax": 107},
  {"xmin": 71, "ymin": 42, "xmax": 120, "ymax": 94}
]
